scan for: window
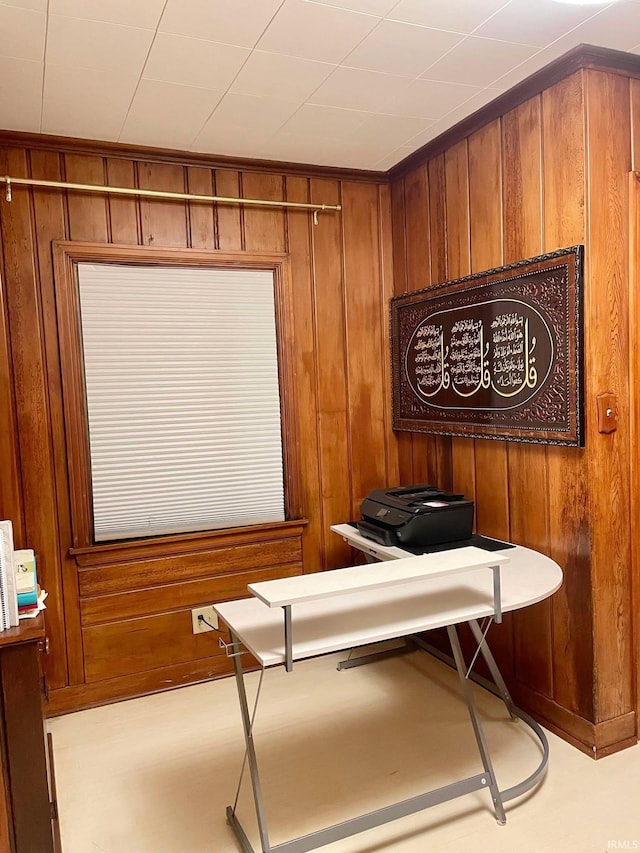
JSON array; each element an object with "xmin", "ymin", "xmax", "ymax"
[{"xmin": 55, "ymin": 244, "xmax": 299, "ymax": 549}]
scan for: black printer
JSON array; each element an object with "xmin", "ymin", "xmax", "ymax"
[{"xmin": 357, "ymin": 484, "xmax": 474, "ymax": 548}]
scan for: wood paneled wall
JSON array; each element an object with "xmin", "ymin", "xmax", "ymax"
[
  {"xmin": 392, "ymin": 69, "xmax": 639, "ymax": 756},
  {"xmin": 0, "ymin": 144, "xmax": 398, "ymax": 712}
]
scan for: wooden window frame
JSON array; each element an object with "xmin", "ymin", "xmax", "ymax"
[{"xmin": 53, "ymin": 241, "xmax": 302, "ymax": 552}]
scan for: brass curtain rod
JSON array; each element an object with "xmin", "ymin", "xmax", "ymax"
[{"xmin": 0, "ymin": 175, "xmax": 340, "ymax": 224}]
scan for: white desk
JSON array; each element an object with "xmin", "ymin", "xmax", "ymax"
[{"xmin": 215, "ymin": 531, "xmax": 563, "ymax": 853}]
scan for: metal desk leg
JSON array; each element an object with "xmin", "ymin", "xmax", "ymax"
[
  {"xmin": 469, "ymin": 619, "xmax": 515, "ymax": 717},
  {"xmin": 283, "ymin": 605, "xmax": 293, "ymax": 673},
  {"xmin": 447, "ymin": 625, "xmax": 507, "ymax": 826},
  {"xmin": 227, "ymin": 631, "xmax": 271, "ymax": 853},
  {"xmin": 491, "ymin": 565, "xmax": 502, "ymax": 623}
]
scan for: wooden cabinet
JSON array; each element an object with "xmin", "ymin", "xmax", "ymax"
[{"xmin": 0, "ymin": 615, "xmax": 58, "ymax": 852}]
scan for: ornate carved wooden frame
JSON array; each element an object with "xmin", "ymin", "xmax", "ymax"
[
  {"xmin": 52, "ymin": 241, "xmax": 302, "ymax": 549},
  {"xmin": 390, "ymin": 246, "xmax": 584, "ymax": 446}
]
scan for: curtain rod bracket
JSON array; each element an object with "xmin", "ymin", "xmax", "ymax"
[{"xmin": 4, "ymin": 177, "xmax": 10, "ymax": 203}]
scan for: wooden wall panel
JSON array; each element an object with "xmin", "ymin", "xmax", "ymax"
[
  {"xmin": 630, "ymin": 173, "xmax": 640, "ymax": 738},
  {"xmin": 0, "ymin": 136, "xmax": 393, "ymax": 711},
  {"xmin": 106, "ymin": 158, "xmax": 139, "ymax": 244},
  {"xmin": 501, "ymin": 98, "xmax": 552, "ymax": 698},
  {"xmin": 342, "ymin": 182, "xmax": 388, "ymax": 511},
  {"xmin": 378, "ymin": 184, "xmax": 400, "ymax": 490},
  {"xmin": 390, "ymin": 179, "xmax": 414, "ymax": 485},
  {"xmin": 631, "ymin": 78, "xmax": 640, "ymax": 171},
  {"xmin": 428, "ymin": 155, "xmax": 452, "ymax": 489},
  {"xmin": 542, "ymin": 73, "xmax": 593, "ymax": 720},
  {"xmin": 427, "ymin": 156, "xmax": 447, "ymax": 285},
  {"xmin": 310, "ymin": 178, "xmax": 352, "ymax": 570},
  {"xmin": 64, "ymin": 154, "xmax": 108, "ymax": 242},
  {"xmin": 0, "ymin": 148, "xmax": 67, "ymax": 689},
  {"xmin": 80, "ymin": 564, "xmax": 301, "ymax": 626},
  {"xmin": 83, "ymin": 611, "xmax": 223, "ymax": 682},
  {"xmin": 285, "ymin": 177, "xmax": 323, "ymax": 573},
  {"xmin": 186, "ymin": 167, "xmax": 215, "ymax": 249},
  {"xmin": 468, "ymin": 122, "xmax": 509, "ymax": 541},
  {"xmin": 242, "ymin": 172, "xmax": 286, "ymax": 253},
  {"xmin": 404, "ymin": 166, "xmax": 437, "ymax": 485},
  {"xmin": 214, "ymin": 169, "xmax": 242, "ymax": 250},
  {"xmin": 584, "ymin": 70, "xmax": 633, "ymax": 722},
  {"xmin": 0, "ymin": 174, "xmax": 24, "ymax": 541},
  {"xmin": 78, "ymin": 536, "xmax": 302, "ymax": 596},
  {"xmin": 467, "ymin": 121, "xmax": 513, "ymax": 676},
  {"xmin": 30, "ymin": 150, "xmax": 86, "ymax": 687},
  {"xmin": 444, "ymin": 141, "xmax": 476, "ymax": 511},
  {"xmin": 138, "ymin": 162, "xmax": 188, "ymax": 247}
]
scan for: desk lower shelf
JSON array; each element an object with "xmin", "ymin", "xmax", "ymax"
[{"xmin": 214, "ymin": 544, "xmax": 562, "ymax": 669}]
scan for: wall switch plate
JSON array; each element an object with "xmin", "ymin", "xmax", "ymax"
[
  {"xmin": 596, "ymin": 392, "xmax": 617, "ymax": 434},
  {"xmin": 191, "ymin": 605, "xmax": 218, "ymax": 634}
]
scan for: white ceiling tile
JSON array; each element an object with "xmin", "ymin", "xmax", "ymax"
[
  {"xmin": 230, "ymin": 50, "xmax": 335, "ymax": 100},
  {"xmin": 46, "ymin": 15, "xmax": 155, "ymax": 75},
  {"xmin": 49, "ymin": 0, "xmax": 166, "ymax": 29},
  {"xmin": 159, "ymin": 0, "xmax": 285, "ymax": 48},
  {"xmin": 308, "ymin": 66, "xmax": 413, "ymax": 112},
  {"xmin": 44, "ymin": 63, "xmax": 138, "ymax": 113},
  {"xmin": 264, "ymin": 132, "xmax": 381, "ymax": 168},
  {"xmin": 388, "ymin": 0, "xmax": 510, "ymax": 35},
  {"xmin": 349, "ymin": 112, "xmax": 432, "ymax": 149},
  {"xmin": 303, "ymin": 0, "xmax": 397, "ymax": 14},
  {"xmin": 489, "ymin": 42, "xmax": 569, "ymax": 90},
  {"xmin": 413, "ymin": 86, "xmax": 505, "ymax": 141},
  {"xmin": 545, "ymin": 2, "xmax": 640, "ymax": 53},
  {"xmin": 377, "ymin": 77, "xmax": 485, "ymax": 119},
  {"xmin": 342, "ymin": 19, "xmax": 464, "ymax": 77},
  {"xmin": 143, "ymin": 34, "xmax": 250, "ymax": 91},
  {"xmin": 402, "ymin": 122, "xmax": 446, "ymax": 149},
  {"xmin": 473, "ymin": 0, "xmax": 608, "ymax": 48},
  {"xmin": 420, "ymin": 35, "xmax": 537, "ymax": 86},
  {"xmin": 42, "ymin": 97, "xmax": 124, "ymax": 139},
  {"xmin": 121, "ymin": 79, "xmax": 225, "ymax": 149},
  {"xmin": 191, "ymin": 128, "xmax": 279, "ymax": 160},
  {"xmin": 257, "ymin": 0, "xmax": 380, "ymax": 63},
  {"xmin": 4, "ymin": 0, "xmax": 640, "ymax": 170},
  {"xmin": 0, "ymin": 56, "xmax": 42, "ymax": 131},
  {"xmin": 280, "ymin": 103, "xmax": 370, "ymax": 138},
  {"xmin": 194, "ymin": 92, "xmax": 301, "ymax": 149},
  {"xmin": 0, "ymin": 5, "xmax": 45, "ymax": 61},
  {"xmin": 331, "ymin": 138, "xmax": 402, "ymax": 164},
  {"xmin": 0, "ymin": 0, "xmax": 46, "ymax": 9},
  {"xmin": 375, "ymin": 145, "xmax": 415, "ymax": 170}
]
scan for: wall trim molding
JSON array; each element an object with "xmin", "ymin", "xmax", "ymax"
[
  {"xmin": 510, "ymin": 681, "xmax": 637, "ymax": 759},
  {"xmin": 390, "ymin": 43, "xmax": 640, "ymax": 180},
  {"xmin": 0, "ymin": 130, "xmax": 387, "ymax": 183}
]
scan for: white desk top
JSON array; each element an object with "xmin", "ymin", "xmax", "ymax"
[
  {"xmin": 215, "ymin": 543, "xmax": 562, "ymax": 669},
  {"xmin": 248, "ymin": 546, "xmax": 508, "ymax": 608}
]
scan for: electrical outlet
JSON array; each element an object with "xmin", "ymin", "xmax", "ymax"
[{"xmin": 191, "ymin": 605, "xmax": 218, "ymax": 634}]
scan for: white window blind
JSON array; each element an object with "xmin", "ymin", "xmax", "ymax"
[{"xmin": 76, "ymin": 263, "xmax": 285, "ymax": 542}]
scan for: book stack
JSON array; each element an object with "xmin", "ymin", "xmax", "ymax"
[
  {"xmin": 15, "ymin": 549, "xmax": 39, "ymax": 616},
  {"xmin": 0, "ymin": 520, "xmax": 47, "ymax": 629}
]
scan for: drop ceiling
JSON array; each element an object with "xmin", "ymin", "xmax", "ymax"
[{"xmin": 2, "ymin": 0, "xmax": 640, "ymax": 171}]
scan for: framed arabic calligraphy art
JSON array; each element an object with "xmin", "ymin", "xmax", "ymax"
[{"xmin": 390, "ymin": 245, "xmax": 584, "ymax": 446}]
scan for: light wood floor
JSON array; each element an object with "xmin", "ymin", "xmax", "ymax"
[{"xmin": 48, "ymin": 649, "xmax": 640, "ymax": 853}]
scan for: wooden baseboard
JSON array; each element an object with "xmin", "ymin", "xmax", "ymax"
[
  {"xmin": 44, "ymin": 653, "xmax": 258, "ymax": 717},
  {"xmin": 510, "ymin": 681, "xmax": 637, "ymax": 758}
]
